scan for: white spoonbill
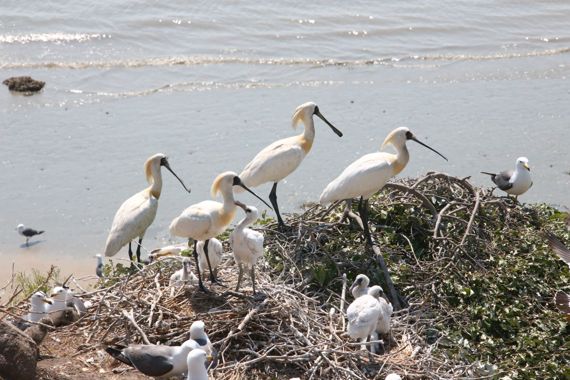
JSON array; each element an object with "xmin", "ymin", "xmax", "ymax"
[
  {"xmin": 169, "ymin": 171, "xmax": 271, "ymax": 291},
  {"xmin": 346, "ymin": 285, "xmax": 383, "ymax": 353},
  {"xmin": 169, "ymin": 258, "xmax": 199, "ymax": 296},
  {"xmin": 238, "ymin": 102, "xmax": 343, "ymax": 229},
  {"xmin": 197, "ymin": 239, "xmax": 223, "ymax": 278},
  {"xmin": 186, "ymin": 349, "xmax": 210, "ymax": 380},
  {"xmin": 481, "ymin": 156, "xmax": 532, "ymax": 201},
  {"xmin": 320, "ymin": 127, "xmax": 447, "ymax": 245},
  {"xmin": 350, "ymin": 274, "xmax": 371, "ymax": 299},
  {"xmin": 229, "ymin": 205, "xmax": 265, "ymax": 294},
  {"xmin": 104, "ymin": 153, "xmax": 191, "ymax": 263},
  {"xmin": 372, "ymin": 286, "xmax": 394, "ymax": 352}
]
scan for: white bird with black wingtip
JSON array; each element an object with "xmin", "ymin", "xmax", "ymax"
[
  {"xmin": 16, "ymin": 224, "xmax": 44, "ymax": 246},
  {"xmin": 481, "ymin": 156, "xmax": 532, "ymax": 201}
]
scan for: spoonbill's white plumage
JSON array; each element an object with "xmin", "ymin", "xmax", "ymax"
[
  {"xmin": 95, "ymin": 254, "xmax": 104, "ymax": 278},
  {"xmin": 346, "ymin": 285, "xmax": 383, "ymax": 353},
  {"xmin": 104, "ymin": 153, "xmax": 190, "ymax": 263},
  {"xmin": 238, "ymin": 102, "xmax": 342, "ymax": 229},
  {"xmin": 186, "ymin": 349, "xmax": 210, "ymax": 380},
  {"xmin": 350, "ymin": 274, "xmax": 371, "ymax": 299},
  {"xmin": 170, "ymin": 171, "xmax": 271, "ymax": 291},
  {"xmin": 320, "ymin": 127, "xmax": 447, "ymax": 245},
  {"xmin": 149, "ymin": 244, "xmax": 187, "ymax": 262},
  {"xmin": 481, "ymin": 156, "xmax": 532, "ymax": 200},
  {"xmin": 372, "ymin": 286, "xmax": 394, "ymax": 352},
  {"xmin": 16, "ymin": 224, "xmax": 44, "ymax": 246},
  {"xmin": 229, "ymin": 205, "xmax": 265, "ymax": 294},
  {"xmin": 197, "ymin": 239, "xmax": 223, "ymax": 278},
  {"xmin": 169, "ymin": 258, "xmax": 199, "ymax": 296}
]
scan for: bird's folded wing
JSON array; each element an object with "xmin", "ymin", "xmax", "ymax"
[
  {"xmin": 493, "ymin": 170, "xmax": 514, "ymax": 190},
  {"xmin": 126, "ymin": 346, "xmax": 175, "ymax": 377}
]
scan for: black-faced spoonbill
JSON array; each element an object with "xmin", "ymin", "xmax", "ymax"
[
  {"xmin": 229, "ymin": 204, "xmax": 265, "ymax": 294},
  {"xmin": 239, "ymin": 101, "xmax": 342, "ymax": 229},
  {"xmin": 16, "ymin": 224, "xmax": 44, "ymax": 246},
  {"xmin": 104, "ymin": 153, "xmax": 190, "ymax": 263},
  {"xmin": 481, "ymin": 156, "xmax": 532, "ymax": 201},
  {"xmin": 350, "ymin": 274, "xmax": 371, "ymax": 299},
  {"xmin": 320, "ymin": 127, "xmax": 447, "ymax": 245},
  {"xmin": 346, "ymin": 285, "xmax": 383, "ymax": 354},
  {"xmin": 169, "ymin": 171, "xmax": 271, "ymax": 292}
]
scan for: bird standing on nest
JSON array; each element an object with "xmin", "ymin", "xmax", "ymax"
[{"xmin": 481, "ymin": 156, "xmax": 532, "ymax": 201}]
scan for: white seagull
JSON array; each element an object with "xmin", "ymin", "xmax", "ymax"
[
  {"xmin": 104, "ymin": 153, "xmax": 190, "ymax": 263},
  {"xmin": 238, "ymin": 102, "xmax": 343, "ymax": 229},
  {"xmin": 105, "ymin": 320, "xmax": 211, "ymax": 379},
  {"xmin": 350, "ymin": 274, "xmax": 371, "ymax": 299},
  {"xmin": 481, "ymin": 156, "xmax": 532, "ymax": 200},
  {"xmin": 346, "ymin": 285, "xmax": 384, "ymax": 353},
  {"xmin": 229, "ymin": 205, "xmax": 265, "ymax": 294},
  {"xmin": 170, "ymin": 171, "xmax": 271, "ymax": 291},
  {"xmin": 320, "ymin": 127, "xmax": 447, "ymax": 245},
  {"xmin": 186, "ymin": 349, "xmax": 210, "ymax": 380},
  {"xmin": 23, "ymin": 292, "xmax": 52, "ymax": 324},
  {"xmin": 16, "ymin": 224, "xmax": 44, "ymax": 246}
]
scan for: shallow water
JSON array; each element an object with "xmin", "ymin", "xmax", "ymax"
[{"xmin": 1, "ymin": 0, "xmax": 569, "ymax": 284}]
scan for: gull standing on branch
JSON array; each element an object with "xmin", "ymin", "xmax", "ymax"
[
  {"xmin": 481, "ymin": 156, "xmax": 532, "ymax": 201},
  {"xmin": 229, "ymin": 205, "xmax": 265, "ymax": 294},
  {"xmin": 16, "ymin": 224, "xmax": 44, "ymax": 246},
  {"xmin": 169, "ymin": 171, "xmax": 272, "ymax": 291},
  {"xmin": 104, "ymin": 153, "xmax": 191, "ymax": 263},
  {"xmin": 320, "ymin": 127, "xmax": 447, "ymax": 245},
  {"xmin": 238, "ymin": 102, "xmax": 343, "ymax": 229}
]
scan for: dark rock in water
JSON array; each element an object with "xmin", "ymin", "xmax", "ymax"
[
  {"xmin": 24, "ymin": 318, "xmax": 54, "ymax": 346},
  {"xmin": 0, "ymin": 320, "xmax": 39, "ymax": 380},
  {"xmin": 3, "ymin": 76, "xmax": 45, "ymax": 93}
]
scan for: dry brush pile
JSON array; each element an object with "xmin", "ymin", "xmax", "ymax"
[{"xmin": 1, "ymin": 172, "xmax": 568, "ymax": 379}]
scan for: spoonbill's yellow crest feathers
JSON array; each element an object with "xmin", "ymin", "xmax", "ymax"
[
  {"xmin": 211, "ymin": 171, "xmax": 235, "ymax": 198},
  {"xmin": 381, "ymin": 127, "xmax": 410, "ymax": 150},
  {"xmin": 291, "ymin": 101, "xmax": 317, "ymax": 128}
]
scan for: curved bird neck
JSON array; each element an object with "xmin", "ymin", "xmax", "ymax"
[
  {"xmin": 236, "ymin": 215, "xmax": 255, "ymax": 230},
  {"xmin": 298, "ymin": 116, "xmax": 315, "ymax": 154},
  {"xmin": 146, "ymin": 163, "xmax": 163, "ymax": 199},
  {"xmin": 390, "ymin": 143, "xmax": 410, "ymax": 176}
]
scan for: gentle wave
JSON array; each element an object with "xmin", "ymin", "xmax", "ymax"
[
  {"xmin": 1, "ymin": 48, "xmax": 568, "ymax": 69},
  {"xmin": 0, "ymin": 33, "xmax": 108, "ymax": 44}
]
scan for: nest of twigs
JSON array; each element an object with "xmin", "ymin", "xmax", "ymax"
[{"xmin": 2, "ymin": 172, "xmax": 568, "ymax": 379}]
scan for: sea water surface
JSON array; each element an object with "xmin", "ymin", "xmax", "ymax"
[{"xmin": 1, "ymin": 0, "xmax": 569, "ymax": 284}]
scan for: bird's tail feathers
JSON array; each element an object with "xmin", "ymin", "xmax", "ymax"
[
  {"xmin": 480, "ymin": 172, "xmax": 495, "ymax": 177},
  {"xmin": 105, "ymin": 346, "xmax": 133, "ymax": 367},
  {"xmin": 37, "ymin": 231, "xmax": 45, "ymax": 235}
]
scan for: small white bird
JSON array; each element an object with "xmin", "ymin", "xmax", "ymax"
[
  {"xmin": 104, "ymin": 153, "xmax": 190, "ymax": 263},
  {"xmin": 169, "ymin": 258, "xmax": 199, "ymax": 296},
  {"xmin": 350, "ymin": 274, "xmax": 371, "ymax": 299},
  {"xmin": 346, "ymin": 285, "xmax": 384, "ymax": 354},
  {"xmin": 238, "ymin": 102, "xmax": 343, "ymax": 229},
  {"xmin": 186, "ymin": 349, "xmax": 210, "ymax": 380},
  {"xmin": 170, "ymin": 171, "xmax": 271, "ymax": 291},
  {"xmin": 46, "ymin": 286, "xmax": 69, "ymax": 314},
  {"xmin": 188, "ymin": 320, "xmax": 214, "ymax": 356},
  {"xmin": 16, "ymin": 224, "xmax": 44, "ymax": 246},
  {"xmin": 197, "ymin": 239, "xmax": 223, "ymax": 278},
  {"xmin": 481, "ymin": 156, "xmax": 532, "ymax": 200},
  {"xmin": 95, "ymin": 254, "xmax": 104, "ymax": 278},
  {"xmin": 24, "ymin": 292, "xmax": 52, "ymax": 323},
  {"xmin": 229, "ymin": 205, "xmax": 265, "ymax": 294},
  {"xmin": 372, "ymin": 286, "xmax": 394, "ymax": 352},
  {"xmin": 320, "ymin": 127, "xmax": 447, "ymax": 245}
]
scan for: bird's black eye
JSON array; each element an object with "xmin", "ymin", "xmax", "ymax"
[
  {"xmin": 246, "ymin": 208, "xmax": 251, "ymax": 213},
  {"xmin": 232, "ymin": 176, "xmax": 241, "ymax": 186},
  {"xmin": 313, "ymin": 106, "xmax": 319, "ymax": 115},
  {"xmin": 405, "ymin": 131, "xmax": 413, "ymax": 140}
]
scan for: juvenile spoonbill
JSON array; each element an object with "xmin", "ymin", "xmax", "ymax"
[
  {"xmin": 95, "ymin": 254, "xmax": 104, "ymax": 278},
  {"xmin": 229, "ymin": 205, "xmax": 265, "ymax": 294},
  {"xmin": 350, "ymin": 274, "xmax": 371, "ymax": 299},
  {"xmin": 197, "ymin": 239, "xmax": 223, "ymax": 278},
  {"xmin": 373, "ymin": 286, "xmax": 394, "ymax": 352},
  {"xmin": 320, "ymin": 127, "xmax": 447, "ymax": 245},
  {"xmin": 104, "ymin": 153, "xmax": 190, "ymax": 263},
  {"xmin": 186, "ymin": 349, "xmax": 210, "ymax": 380},
  {"xmin": 16, "ymin": 224, "xmax": 44, "ymax": 246},
  {"xmin": 239, "ymin": 102, "xmax": 343, "ymax": 229},
  {"xmin": 169, "ymin": 258, "xmax": 199, "ymax": 296},
  {"xmin": 169, "ymin": 171, "xmax": 271, "ymax": 291},
  {"xmin": 481, "ymin": 156, "xmax": 532, "ymax": 201},
  {"xmin": 346, "ymin": 285, "xmax": 383, "ymax": 353}
]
